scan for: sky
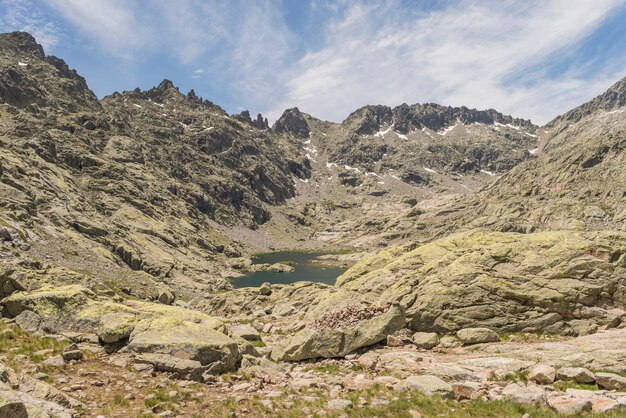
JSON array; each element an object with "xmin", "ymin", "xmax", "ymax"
[{"xmin": 1, "ymin": 0, "xmax": 626, "ymax": 125}]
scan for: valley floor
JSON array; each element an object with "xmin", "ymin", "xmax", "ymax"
[{"xmin": 2, "ymin": 319, "xmax": 624, "ymax": 417}]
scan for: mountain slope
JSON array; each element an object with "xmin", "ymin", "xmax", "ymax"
[{"xmin": 0, "ymin": 32, "xmax": 311, "ymax": 298}]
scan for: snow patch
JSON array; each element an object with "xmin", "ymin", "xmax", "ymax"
[
  {"xmin": 305, "ymin": 153, "xmax": 317, "ymax": 162},
  {"xmin": 423, "ymin": 167, "xmax": 437, "ymax": 174},
  {"xmin": 377, "ymin": 181, "xmax": 385, "ymax": 185},
  {"xmin": 606, "ymin": 107, "xmax": 625, "ymax": 115},
  {"xmin": 365, "ymin": 172, "xmax": 382, "ymax": 178},
  {"xmin": 203, "ymin": 127, "xmax": 214, "ymax": 132},
  {"xmin": 374, "ymin": 125, "xmax": 393, "ymax": 138},
  {"xmin": 303, "ymin": 143, "xmax": 318, "ymax": 156},
  {"xmin": 133, "ymin": 104, "xmax": 142, "ymax": 108},
  {"xmin": 529, "ymin": 148, "xmax": 538, "ymax": 155},
  {"xmin": 480, "ymin": 169, "xmax": 495, "ymax": 176},
  {"xmin": 344, "ymin": 165, "xmax": 361, "ymax": 173},
  {"xmin": 438, "ymin": 122, "xmax": 458, "ymax": 135},
  {"xmin": 395, "ymin": 131, "xmax": 408, "ymax": 140},
  {"xmin": 326, "ymin": 162, "xmax": 338, "ymax": 169},
  {"xmin": 152, "ymin": 102, "xmax": 164, "ymax": 108},
  {"xmin": 17, "ymin": 62, "xmax": 28, "ymax": 67},
  {"xmin": 321, "ymin": 132, "xmax": 327, "ymax": 137}
]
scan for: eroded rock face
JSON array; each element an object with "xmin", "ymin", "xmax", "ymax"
[
  {"xmin": 271, "ymin": 304, "xmax": 405, "ymax": 361},
  {"xmin": 336, "ymin": 230, "xmax": 626, "ymax": 335}
]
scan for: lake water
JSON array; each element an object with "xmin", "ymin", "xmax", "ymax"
[{"xmin": 232, "ymin": 251, "xmax": 346, "ymax": 288}]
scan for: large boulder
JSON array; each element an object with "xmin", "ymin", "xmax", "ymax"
[
  {"xmin": 412, "ymin": 332, "xmax": 439, "ymax": 349},
  {"xmin": 1, "ymin": 285, "xmax": 242, "ymax": 375},
  {"xmin": 395, "ymin": 375, "xmax": 453, "ymax": 398},
  {"xmin": 456, "ymin": 328, "xmax": 500, "ymax": 345},
  {"xmin": 335, "ymin": 230, "xmax": 626, "ymax": 334},
  {"xmin": 97, "ymin": 312, "xmax": 139, "ymax": 344},
  {"xmin": 1, "ymin": 285, "xmax": 94, "ymax": 318},
  {"xmin": 13, "ymin": 310, "xmax": 42, "ymax": 333},
  {"xmin": 271, "ymin": 304, "xmax": 405, "ymax": 361},
  {"xmin": 127, "ymin": 317, "xmax": 241, "ymax": 374}
]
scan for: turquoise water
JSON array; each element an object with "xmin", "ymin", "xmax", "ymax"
[{"xmin": 232, "ymin": 251, "xmax": 346, "ymax": 288}]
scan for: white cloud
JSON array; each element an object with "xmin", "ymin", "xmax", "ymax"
[
  {"xmin": 12, "ymin": 0, "xmax": 625, "ymax": 124},
  {"xmin": 0, "ymin": 0, "xmax": 61, "ymax": 49},
  {"xmin": 43, "ymin": 0, "xmax": 149, "ymax": 59},
  {"xmin": 268, "ymin": 0, "xmax": 626, "ymax": 125}
]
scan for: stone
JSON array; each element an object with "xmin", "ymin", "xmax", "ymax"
[
  {"xmin": 397, "ymin": 375, "xmax": 453, "ymax": 398},
  {"xmin": 97, "ymin": 312, "xmax": 139, "ymax": 344},
  {"xmin": 61, "ymin": 344, "xmax": 83, "ymax": 362},
  {"xmin": 232, "ymin": 324, "xmax": 262, "ymax": 342},
  {"xmin": 327, "ymin": 399, "xmax": 353, "ymax": 410},
  {"xmin": 135, "ymin": 354, "xmax": 205, "ymax": 381},
  {"xmin": 259, "ymin": 283, "xmax": 272, "ymax": 296},
  {"xmin": 127, "ymin": 317, "xmax": 241, "ymax": 374},
  {"xmin": 158, "ymin": 289, "xmax": 175, "ymax": 305},
  {"xmin": 595, "ymin": 373, "xmax": 626, "ymax": 391},
  {"xmin": 0, "ymin": 399, "xmax": 28, "ymax": 418},
  {"xmin": 43, "ymin": 356, "xmax": 65, "ymax": 368},
  {"xmin": 456, "ymin": 328, "xmax": 500, "ymax": 345},
  {"xmin": 412, "ymin": 332, "xmax": 439, "ymax": 349},
  {"xmin": 13, "ymin": 310, "xmax": 42, "ymax": 333},
  {"xmin": 386, "ymin": 335, "xmax": 405, "ymax": 347},
  {"xmin": 1, "ymin": 285, "xmax": 94, "ymax": 318},
  {"xmin": 556, "ymin": 367, "xmax": 595, "ymax": 383},
  {"xmin": 501, "ymin": 383, "xmax": 547, "ymax": 405},
  {"xmin": 592, "ymin": 399, "xmax": 621, "ymax": 413},
  {"xmin": 438, "ymin": 335, "xmax": 461, "ymax": 348},
  {"xmin": 270, "ymin": 304, "xmax": 405, "ymax": 361},
  {"xmin": 548, "ymin": 396, "xmax": 592, "ymax": 414},
  {"xmin": 62, "ymin": 350, "xmax": 82, "ymax": 362},
  {"xmin": 451, "ymin": 381, "xmax": 481, "ymax": 400},
  {"xmin": 528, "ymin": 364, "xmax": 556, "ymax": 384}
]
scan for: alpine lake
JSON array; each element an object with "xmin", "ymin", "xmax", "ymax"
[{"xmin": 232, "ymin": 251, "xmax": 346, "ymax": 288}]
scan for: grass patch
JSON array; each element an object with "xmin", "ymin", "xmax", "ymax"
[
  {"xmin": 250, "ymin": 340, "xmax": 265, "ymax": 347},
  {"xmin": 304, "ymin": 364, "xmax": 343, "ymax": 374},
  {"xmin": 553, "ymin": 381, "xmax": 600, "ymax": 391},
  {"xmin": 0, "ymin": 321, "xmax": 67, "ymax": 369}
]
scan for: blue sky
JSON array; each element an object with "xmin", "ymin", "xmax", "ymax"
[{"xmin": 2, "ymin": 0, "xmax": 626, "ymax": 124}]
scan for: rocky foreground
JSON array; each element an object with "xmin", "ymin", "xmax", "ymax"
[{"xmin": 0, "ymin": 305, "xmax": 625, "ymax": 417}]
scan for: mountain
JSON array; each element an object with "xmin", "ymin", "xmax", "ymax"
[
  {"xmin": 1, "ymin": 30, "xmax": 626, "ymax": 418},
  {"xmin": 0, "ymin": 32, "xmax": 312, "ymax": 299}
]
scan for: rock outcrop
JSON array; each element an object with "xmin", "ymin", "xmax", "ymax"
[
  {"xmin": 273, "ymin": 107, "xmax": 310, "ymax": 138},
  {"xmin": 336, "ymin": 230, "xmax": 626, "ymax": 334},
  {"xmin": 271, "ymin": 304, "xmax": 405, "ymax": 361}
]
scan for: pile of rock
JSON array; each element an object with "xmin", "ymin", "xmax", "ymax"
[{"xmin": 309, "ymin": 303, "xmax": 389, "ymax": 330}]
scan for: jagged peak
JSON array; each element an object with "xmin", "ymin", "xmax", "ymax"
[
  {"xmin": 273, "ymin": 107, "xmax": 310, "ymax": 138},
  {"xmin": 0, "ymin": 31, "xmax": 45, "ymax": 58},
  {"xmin": 343, "ymin": 102, "xmax": 535, "ymax": 135},
  {"xmin": 233, "ymin": 110, "xmax": 269, "ymax": 129}
]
